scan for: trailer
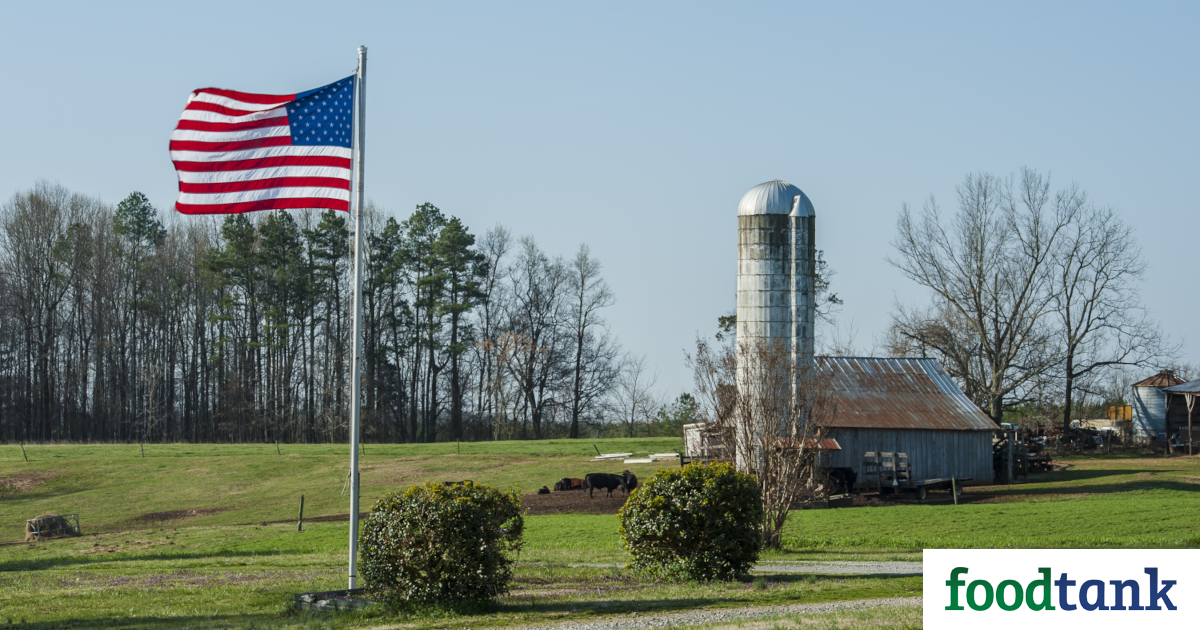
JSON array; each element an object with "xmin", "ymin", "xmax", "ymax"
[{"xmin": 860, "ymin": 451, "xmax": 970, "ymax": 501}]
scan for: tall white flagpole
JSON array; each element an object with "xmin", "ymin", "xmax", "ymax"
[{"xmin": 348, "ymin": 44, "xmax": 367, "ymax": 591}]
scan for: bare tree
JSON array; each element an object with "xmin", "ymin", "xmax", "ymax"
[
  {"xmin": 504, "ymin": 237, "xmax": 569, "ymax": 439},
  {"xmin": 1050, "ymin": 203, "xmax": 1179, "ymax": 430},
  {"xmin": 611, "ymin": 354, "xmax": 660, "ymax": 438},
  {"xmin": 689, "ymin": 334, "xmax": 836, "ymax": 548},
  {"xmin": 888, "ymin": 169, "xmax": 1078, "ymax": 423},
  {"xmin": 565, "ymin": 244, "xmax": 620, "ymax": 438},
  {"xmin": 472, "ymin": 225, "xmax": 512, "ymax": 432},
  {"xmin": 885, "ymin": 301, "xmax": 1011, "ymax": 410}
]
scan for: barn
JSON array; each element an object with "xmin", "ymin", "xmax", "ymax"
[{"xmin": 817, "ymin": 357, "xmax": 998, "ymax": 486}]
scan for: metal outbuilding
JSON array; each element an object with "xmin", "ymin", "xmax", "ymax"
[
  {"xmin": 1131, "ymin": 370, "xmax": 1187, "ymax": 440},
  {"xmin": 817, "ymin": 357, "xmax": 998, "ymax": 486},
  {"xmin": 1164, "ymin": 379, "xmax": 1200, "ymax": 452}
]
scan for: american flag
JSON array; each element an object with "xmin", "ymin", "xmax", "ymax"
[{"xmin": 170, "ymin": 76, "xmax": 355, "ymax": 215}]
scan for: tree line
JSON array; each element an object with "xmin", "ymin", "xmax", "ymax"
[{"xmin": 0, "ymin": 181, "xmax": 685, "ymax": 444}]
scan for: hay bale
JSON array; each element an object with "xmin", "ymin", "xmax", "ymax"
[{"xmin": 24, "ymin": 513, "xmax": 77, "ymax": 542}]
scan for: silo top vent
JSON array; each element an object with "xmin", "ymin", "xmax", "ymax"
[{"xmin": 737, "ymin": 180, "xmax": 815, "ymax": 217}]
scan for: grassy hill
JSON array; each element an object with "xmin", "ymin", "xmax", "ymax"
[{"xmin": 0, "ymin": 438, "xmax": 683, "ymax": 535}]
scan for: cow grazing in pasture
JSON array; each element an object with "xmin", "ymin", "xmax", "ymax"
[
  {"xmin": 584, "ymin": 472, "xmax": 623, "ymax": 498},
  {"xmin": 621, "ymin": 470, "xmax": 639, "ymax": 495}
]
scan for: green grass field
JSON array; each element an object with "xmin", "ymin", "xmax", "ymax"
[
  {"xmin": 0, "ymin": 439, "xmax": 685, "ymax": 532},
  {"xmin": 2, "ymin": 441, "xmax": 1198, "ymax": 628}
]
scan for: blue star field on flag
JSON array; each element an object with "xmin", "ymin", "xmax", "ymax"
[{"xmin": 286, "ymin": 76, "xmax": 355, "ymax": 147}]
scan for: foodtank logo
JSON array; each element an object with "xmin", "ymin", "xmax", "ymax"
[{"xmin": 924, "ymin": 550, "xmax": 1199, "ymax": 629}]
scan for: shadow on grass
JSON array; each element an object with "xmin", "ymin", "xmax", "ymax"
[
  {"xmin": 1055, "ymin": 451, "xmax": 1175, "ymax": 462},
  {"xmin": 978, "ymin": 467, "xmax": 1190, "ymax": 493},
  {"xmin": 985, "ymin": 479, "xmax": 1200, "ymax": 498},
  {"xmin": 0, "ymin": 549, "xmax": 288, "ymax": 572}
]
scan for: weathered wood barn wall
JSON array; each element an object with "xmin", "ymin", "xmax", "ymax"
[{"xmin": 817, "ymin": 357, "xmax": 997, "ymax": 486}]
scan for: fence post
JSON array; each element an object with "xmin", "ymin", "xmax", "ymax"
[
  {"xmin": 1007, "ymin": 430, "xmax": 1014, "ymax": 484},
  {"xmin": 297, "ymin": 495, "xmax": 305, "ymax": 532}
]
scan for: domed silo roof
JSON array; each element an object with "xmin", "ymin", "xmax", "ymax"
[{"xmin": 737, "ymin": 180, "xmax": 814, "ymax": 217}]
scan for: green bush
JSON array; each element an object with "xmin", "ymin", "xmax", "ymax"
[
  {"xmin": 360, "ymin": 481, "xmax": 523, "ymax": 603},
  {"xmin": 617, "ymin": 462, "xmax": 762, "ymax": 581}
]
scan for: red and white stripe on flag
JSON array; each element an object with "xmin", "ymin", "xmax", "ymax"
[{"xmin": 170, "ymin": 77, "xmax": 355, "ymax": 215}]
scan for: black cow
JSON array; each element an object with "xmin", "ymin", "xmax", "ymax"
[
  {"xmin": 826, "ymin": 467, "xmax": 856, "ymax": 495},
  {"xmin": 621, "ymin": 470, "xmax": 639, "ymax": 495},
  {"xmin": 537, "ymin": 486, "xmax": 551, "ymax": 495},
  {"xmin": 584, "ymin": 472, "xmax": 623, "ymax": 498}
]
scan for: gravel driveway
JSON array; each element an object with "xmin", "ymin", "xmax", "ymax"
[{"xmin": 568, "ymin": 560, "xmax": 922, "ymax": 577}]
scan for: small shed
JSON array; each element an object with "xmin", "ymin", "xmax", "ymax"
[
  {"xmin": 1132, "ymin": 370, "xmax": 1187, "ymax": 440},
  {"xmin": 1164, "ymin": 379, "xmax": 1200, "ymax": 450},
  {"xmin": 817, "ymin": 357, "xmax": 997, "ymax": 486},
  {"xmin": 682, "ymin": 422, "xmax": 731, "ymax": 461}
]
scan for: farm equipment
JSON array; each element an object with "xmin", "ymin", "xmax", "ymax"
[
  {"xmin": 994, "ymin": 427, "xmax": 1055, "ymax": 482},
  {"xmin": 860, "ymin": 451, "xmax": 969, "ymax": 501},
  {"xmin": 24, "ymin": 513, "xmax": 80, "ymax": 541}
]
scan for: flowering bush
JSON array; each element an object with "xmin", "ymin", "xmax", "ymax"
[
  {"xmin": 617, "ymin": 462, "xmax": 762, "ymax": 581},
  {"xmin": 360, "ymin": 481, "xmax": 523, "ymax": 603}
]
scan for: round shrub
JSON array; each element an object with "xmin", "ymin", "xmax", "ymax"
[
  {"xmin": 360, "ymin": 481, "xmax": 523, "ymax": 603},
  {"xmin": 617, "ymin": 462, "xmax": 762, "ymax": 581}
]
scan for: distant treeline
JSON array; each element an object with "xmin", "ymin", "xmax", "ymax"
[{"xmin": 0, "ymin": 182, "xmax": 685, "ymax": 444}]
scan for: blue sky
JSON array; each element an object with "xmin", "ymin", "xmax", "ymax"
[{"xmin": 2, "ymin": 2, "xmax": 1196, "ymax": 396}]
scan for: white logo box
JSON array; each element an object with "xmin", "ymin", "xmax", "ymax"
[{"xmin": 924, "ymin": 549, "xmax": 1200, "ymax": 629}]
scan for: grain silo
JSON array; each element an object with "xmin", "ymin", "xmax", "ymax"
[
  {"xmin": 1132, "ymin": 370, "xmax": 1187, "ymax": 440},
  {"xmin": 735, "ymin": 180, "xmax": 815, "ymax": 470},
  {"xmin": 735, "ymin": 180, "xmax": 815, "ymax": 365}
]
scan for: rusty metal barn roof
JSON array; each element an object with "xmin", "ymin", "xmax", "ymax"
[
  {"xmin": 818, "ymin": 357, "xmax": 997, "ymax": 432},
  {"xmin": 1133, "ymin": 370, "xmax": 1186, "ymax": 388},
  {"xmin": 775, "ymin": 438, "xmax": 842, "ymax": 451}
]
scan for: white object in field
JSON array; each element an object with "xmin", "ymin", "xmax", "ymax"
[
  {"xmin": 735, "ymin": 180, "xmax": 815, "ymax": 473},
  {"xmin": 594, "ymin": 452, "xmax": 633, "ymax": 460},
  {"xmin": 624, "ymin": 458, "xmax": 657, "ymax": 464},
  {"xmin": 650, "ymin": 453, "xmax": 679, "ymax": 458}
]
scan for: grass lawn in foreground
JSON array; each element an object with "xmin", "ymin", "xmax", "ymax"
[
  {"xmin": 0, "ymin": 520, "xmax": 919, "ymax": 629},
  {"xmin": 3, "ymin": 443, "xmax": 1200, "ymax": 627}
]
